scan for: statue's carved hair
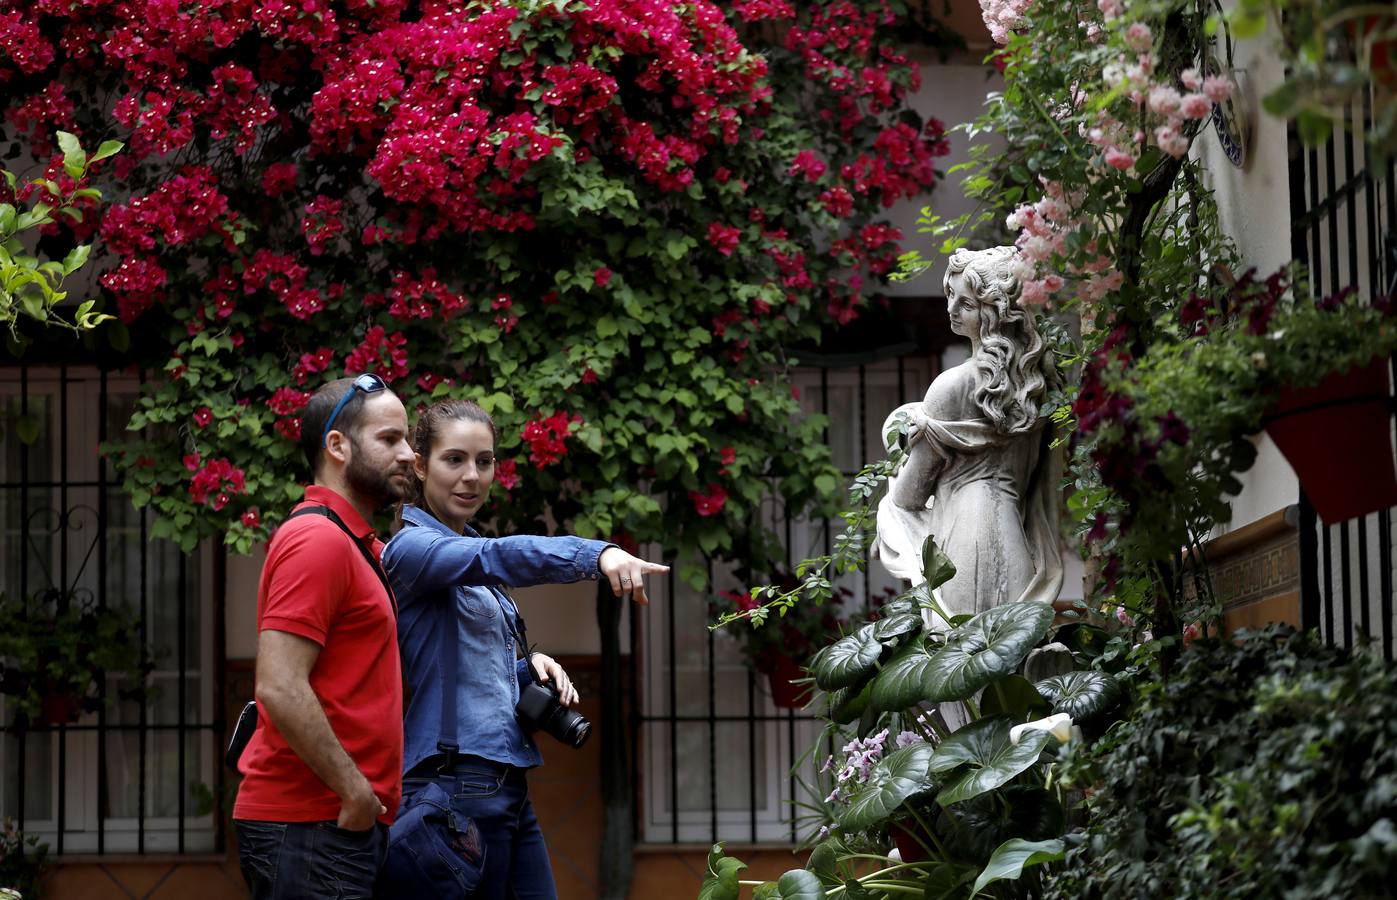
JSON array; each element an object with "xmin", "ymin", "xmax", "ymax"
[{"xmin": 943, "ymin": 246, "xmax": 1056, "ymax": 435}]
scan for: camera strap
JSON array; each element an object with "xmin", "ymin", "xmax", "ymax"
[{"xmin": 397, "ymin": 517, "xmax": 535, "ymax": 764}]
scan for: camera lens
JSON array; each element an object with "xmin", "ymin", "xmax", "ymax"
[{"xmin": 549, "ymin": 705, "xmax": 592, "ymax": 749}]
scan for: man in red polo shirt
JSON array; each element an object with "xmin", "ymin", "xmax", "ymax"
[{"xmin": 233, "ymin": 374, "xmax": 414, "ymax": 899}]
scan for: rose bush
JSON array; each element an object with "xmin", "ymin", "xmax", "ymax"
[
  {"xmin": 901, "ymin": 0, "xmax": 1397, "ymax": 643},
  {"xmin": 0, "ymin": 0, "xmax": 950, "ymax": 577}
]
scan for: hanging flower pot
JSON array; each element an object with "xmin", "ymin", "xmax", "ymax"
[
  {"xmin": 38, "ymin": 687, "xmax": 84, "ymax": 726},
  {"xmin": 1353, "ymin": 14, "xmax": 1397, "ymax": 93},
  {"xmin": 764, "ymin": 655, "xmax": 809, "ymax": 709},
  {"xmin": 889, "ymin": 821, "xmax": 931, "ymax": 862},
  {"xmin": 1264, "ymin": 356, "xmax": 1397, "ymax": 524}
]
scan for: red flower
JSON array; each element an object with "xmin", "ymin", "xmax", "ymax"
[
  {"xmin": 495, "ymin": 458, "xmax": 520, "ymax": 491},
  {"xmin": 689, "ymin": 483, "xmax": 728, "ymax": 517},
  {"xmin": 182, "ymin": 453, "xmax": 201, "ymax": 472},
  {"xmin": 189, "ymin": 457, "xmax": 245, "ymax": 505},
  {"xmin": 261, "ymin": 162, "xmax": 297, "ymax": 197},
  {"xmin": 719, "ymin": 445, "xmax": 736, "ymax": 475},
  {"xmin": 593, "ymin": 266, "xmax": 612, "ymax": 287},
  {"xmin": 789, "ymin": 150, "xmax": 827, "ymax": 182},
  {"xmin": 706, "ymin": 222, "xmax": 741, "ymax": 257},
  {"xmin": 192, "ymin": 406, "xmax": 213, "ymax": 428},
  {"xmin": 274, "ymin": 417, "xmax": 302, "ymax": 442},
  {"xmin": 522, "ymin": 410, "xmax": 581, "ymax": 468},
  {"xmin": 241, "ymin": 508, "xmax": 261, "ymax": 529}
]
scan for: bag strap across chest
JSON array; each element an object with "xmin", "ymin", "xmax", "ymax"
[{"xmin": 287, "ymin": 505, "xmax": 397, "ymax": 616}]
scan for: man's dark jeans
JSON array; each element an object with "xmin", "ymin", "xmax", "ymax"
[{"xmin": 236, "ymin": 819, "xmax": 387, "ymax": 900}]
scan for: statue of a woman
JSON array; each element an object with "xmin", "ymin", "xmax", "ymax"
[{"xmin": 874, "ymin": 246, "xmax": 1063, "ymax": 619}]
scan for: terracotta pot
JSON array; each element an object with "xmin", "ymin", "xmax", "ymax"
[
  {"xmin": 764, "ymin": 655, "xmax": 808, "ymax": 709},
  {"xmin": 1355, "ymin": 15, "xmax": 1397, "ymax": 92},
  {"xmin": 1264, "ymin": 356, "xmax": 1397, "ymax": 524},
  {"xmin": 39, "ymin": 689, "xmax": 83, "ymax": 726},
  {"xmin": 889, "ymin": 822, "xmax": 931, "ymax": 862}
]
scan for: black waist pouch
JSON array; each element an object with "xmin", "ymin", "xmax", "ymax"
[{"xmin": 225, "ymin": 700, "xmax": 258, "ymax": 772}]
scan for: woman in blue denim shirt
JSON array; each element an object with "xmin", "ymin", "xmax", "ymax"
[{"xmin": 383, "ymin": 399, "xmax": 666, "ymax": 899}]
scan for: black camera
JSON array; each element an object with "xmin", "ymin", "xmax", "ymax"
[{"xmin": 516, "ymin": 681, "xmax": 591, "ymax": 749}]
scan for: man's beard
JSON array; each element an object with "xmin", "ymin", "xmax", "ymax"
[{"xmin": 344, "ymin": 440, "xmax": 409, "ymax": 509}]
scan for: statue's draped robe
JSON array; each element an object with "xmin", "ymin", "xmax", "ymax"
[{"xmin": 875, "ymin": 402, "xmax": 1063, "ymax": 622}]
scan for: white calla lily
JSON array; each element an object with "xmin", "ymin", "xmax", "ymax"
[{"xmin": 1009, "ymin": 712, "xmax": 1074, "ymax": 746}]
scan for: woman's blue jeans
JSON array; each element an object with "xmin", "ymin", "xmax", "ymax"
[{"xmin": 400, "ymin": 756, "xmax": 556, "ymax": 900}]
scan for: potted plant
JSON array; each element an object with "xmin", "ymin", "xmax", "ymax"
[
  {"xmin": 0, "ymin": 590, "xmax": 156, "ymax": 726},
  {"xmin": 713, "ymin": 583, "xmax": 859, "ymax": 709},
  {"xmin": 704, "ymin": 543, "xmax": 1126, "ymax": 899},
  {"xmin": 1264, "ymin": 354, "xmax": 1397, "ymax": 523},
  {"xmin": 1232, "ymin": 0, "xmax": 1397, "ymax": 154},
  {"xmin": 0, "ymin": 818, "xmax": 50, "ymax": 899}
]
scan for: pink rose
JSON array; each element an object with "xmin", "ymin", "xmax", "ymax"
[
  {"xmin": 1202, "ymin": 75, "xmax": 1232, "ymax": 103},
  {"xmin": 1105, "ymin": 147, "xmax": 1136, "ymax": 170},
  {"xmin": 1180, "ymin": 93, "xmax": 1211, "ymax": 119}
]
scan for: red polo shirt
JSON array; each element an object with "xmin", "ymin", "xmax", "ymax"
[{"xmin": 233, "ymin": 485, "xmax": 402, "ymax": 825}]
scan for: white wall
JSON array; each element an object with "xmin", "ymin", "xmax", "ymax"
[
  {"xmin": 884, "ymin": 60, "xmax": 1005, "ymax": 298},
  {"xmin": 1192, "ymin": 31, "xmax": 1300, "ymax": 532},
  {"xmin": 226, "ymin": 548, "xmax": 262, "ymax": 659}
]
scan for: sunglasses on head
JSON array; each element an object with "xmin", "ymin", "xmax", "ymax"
[{"xmin": 322, "ymin": 373, "xmax": 388, "ymax": 448}]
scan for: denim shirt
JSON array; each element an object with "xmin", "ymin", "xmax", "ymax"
[{"xmin": 383, "ymin": 505, "xmax": 611, "ymax": 772}]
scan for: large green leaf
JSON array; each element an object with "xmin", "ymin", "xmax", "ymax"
[
  {"xmin": 947, "ymin": 785, "xmax": 1065, "ymax": 864},
  {"xmin": 923, "ymin": 603, "xmax": 1055, "ymax": 702},
  {"xmin": 921, "ymin": 533, "xmax": 957, "ymax": 589},
  {"xmin": 867, "ymin": 639, "xmax": 936, "ymax": 712},
  {"xmin": 929, "ymin": 716, "xmax": 1051, "ymax": 806},
  {"xmin": 1053, "ymin": 622, "xmax": 1112, "ymax": 662},
  {"xmin": 699, "ymin": 842, "xmax": 746, "ymax": 900},
  {"xmin": 804, "ymin": 839, "xmax": 842, "ymax": 882},
  {"xmin": 922, "ymin": 862, "xmax": 976, "ymax": 899},
  {"xmin": 836, "ymin": 743, "xmax": 937, "ymax": 831},
  {"xmin": 1034, "ymin": 670, "xmax": 1122, "ymax": 721},
  {"xmin": 756, "ymin": 869, "xmax": 825, "ymax": 900},
  {"xmin": 971, "ymin": 838, "xmax": 1065, "ymax": 895},
  {"xmin": 979, "ymin": 675, "xmax": 1051, "ymax": 719},
  {"xmin": 871, "ymin": 611, "xmax": 922, "ymax": 644},
  {"xmin": 827, "ymin": 679, "xmax": 873, "ymax": 724},
  {"xmin": 811, "ymin": 624, "xmax": 882, "ymax": 690}
]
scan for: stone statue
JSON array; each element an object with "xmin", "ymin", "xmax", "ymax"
[{"xmin": 874, "ymin": 245, "xmax": 1064, "ymax": 620}]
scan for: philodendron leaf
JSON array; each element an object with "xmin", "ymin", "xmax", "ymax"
[
  {"xmin": 871, "ymin": 611, "xmax": 921, "ymax": 645},
  {"xmin": 923, "ymin": 861, "xmax": 977, "ymax": 899},
  {"xmin": 979, "ymin": 674, "xmax": 1052, "ymax": 719},
  {"xmin": 767, "ymin": 869, "xmax": 826, "ymax": 900},
  {"xmin": 836, "ymin": 743, "xmax": 937, "ymax": 832},
  {"xmin": 920, "ymin": 533, "xmax": 957, "ymax": 589},
  {"xmin": 971, "ymin": 838, "xmax": 1065, "ymax": 895},
  {"xmin": 1034, "ymin": 670, "xmax": 1122, "ymax": 721},
  {"xmin": 930, "ymin": 716, "xmax": 1051, "ymax": 806},
  {"xmin": 805, "ymin": 839, "xmax": 842, "ymax": 881},
  {"xmin": 868, "ymin": 639, "xmax": 936, "ymax": 712},
  {"xmin": 948, "ymin": 786, "xmax": 1064, "ymax": 863},
  {"xmin": 699, "ymin": 842, "xmax": 746, "ymax": 900},
  {"xmin": 828, "ymin": 678, "xmax": 873, "ymax": 724},
  {"xmin": 922, "ymin": 603, "xmax": 1055, "ymax": 702},
  {"xmin": 811, "ymin": 623, "xmax": 882, "ymax": 690}
]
